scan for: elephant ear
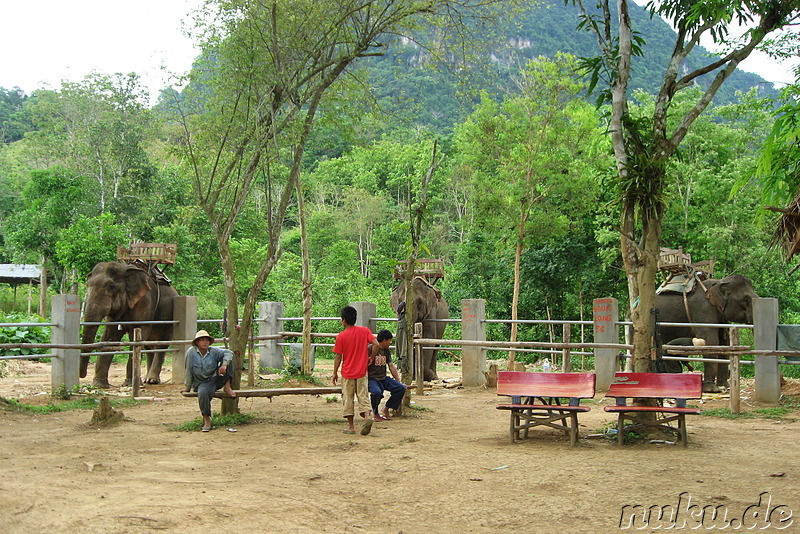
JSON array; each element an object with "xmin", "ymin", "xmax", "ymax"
[
  {"xmin": 390, "ymin": 282, "xmax": 405, "ymax": 312},
  {"xmin": 125, "ymin": 266, "xmax": 152, "ymax": 309}
]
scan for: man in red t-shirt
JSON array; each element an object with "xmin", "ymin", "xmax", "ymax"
[{"xmin": 333, "ymin": 305, "xmax": 376, "ymax": 435}]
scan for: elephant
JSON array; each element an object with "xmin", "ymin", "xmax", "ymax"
[
  {"xmin": 390, "ymin": 276, "xmax": 448, "ymax": 381},
  {"xmin": 655, "ymin": 274, "xmax": 758, "ymax": 393},
  {"xmin": 80, "ymin": 261, "xmax": 178, "ymax": 388}
]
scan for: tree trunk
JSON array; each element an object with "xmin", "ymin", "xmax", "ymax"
[
  {"xmin": 632, "ymin": 214, "xmax": 661, "ymax": 373},
  {"xmin": 297, "ymin": 169, "xmax": 314, "ymax": 375},
  {"xmin": 218, "ymin": 238, "xmax": 241, "ymax": 416}
]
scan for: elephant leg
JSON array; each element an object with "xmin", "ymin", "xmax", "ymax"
[
  {"xmin": 93, "ymin": 354, "xmax": 114, "ymax": 389},
  {"xmin": 702, "ymin": 360, "xmax": 722, "ymax": 393},
  {"xmin": 423, "ymin": 348, "xmax": 438, "ymax": 381},
  {"xmin": 715, "ymin": 356, "xmax": 730, "ymax": 388},
  {"xmin": 145, "ymin": 349, "xmax": 164, "ymax": 384},
  {"xmin": 121, "ymin": 355, "xmax": 136, "ymax": 387}
]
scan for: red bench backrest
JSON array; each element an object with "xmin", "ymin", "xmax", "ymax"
[
  {"xmin": 497, "ymin": 371, "xmax": 596, "ymax": 399},
  {"xmin": 606, "ymin": 372, "xmax": 702, "ymax": 400}
]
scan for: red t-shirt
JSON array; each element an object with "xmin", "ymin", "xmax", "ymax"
[{"xmin": 333, "ymin": 325, "xmax": 375, "ymax": 379}]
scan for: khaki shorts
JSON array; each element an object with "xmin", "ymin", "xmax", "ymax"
[{"xmin": 341, "ymin": 376, "xmax": 370, "ymax": 418}]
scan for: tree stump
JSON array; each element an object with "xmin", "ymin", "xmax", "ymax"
[
  {"xmin": 484, "ymin": 363, "xmax": 498, "ymax": 388},
  {"xmin": 88, "ymin": 396, "xmax": 125, "ymax": 427}
]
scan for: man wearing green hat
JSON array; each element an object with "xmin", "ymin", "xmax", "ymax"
[{"xmin": 182, "ymin": 330, "xmax": 236, "ymax": 431}]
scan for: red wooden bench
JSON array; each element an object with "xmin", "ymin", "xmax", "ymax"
[
  {"xmin": 604, "ymin": 373, "xmax": 702, "ymax": 447},
  {"xmin": 496, "ymin": 371, "xmax": 596, "ymax": 446}
]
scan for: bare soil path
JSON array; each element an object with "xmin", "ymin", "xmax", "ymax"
[{"xmin": 1, "ymin": 360, "xmax": 799, "ymax": 533}]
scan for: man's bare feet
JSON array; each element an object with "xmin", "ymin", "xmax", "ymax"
[{"xmin": 222, "ymin": 384, "xmax": 237, "ymax": 398}]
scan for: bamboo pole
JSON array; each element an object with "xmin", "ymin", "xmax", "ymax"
[
  {"xmin": 415, "ymin": 322, "xmax": 424, "ymax": 396},
  {"xmin": 730, "ymin": 328, "xmax": 740, "ymax": 414},
  {"xmin": 132, "ymin": 328, "xmax": 142, "ymax": 398}
]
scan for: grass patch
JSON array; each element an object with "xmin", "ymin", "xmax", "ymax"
[
  {"xmin": 0, "ymin": 395, "xmax": 141, "ymax": 414},
  {"xmin": 597, "ymin": 421, "xmax": 648, "ymax": 444},
  {"xmin": 408, "ymin": 404, "xmax": 432, "ymax": 412},
  {"xmin": 173, "ymin": 412, "xmax": 255, "ymax": 432},
  {"xmin": 701, "ymin": 406, "xmax": 796, "ymax": 421}
]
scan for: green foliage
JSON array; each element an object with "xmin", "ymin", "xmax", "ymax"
[
  {"xmin": 0, "ymin": 313, "xmax": 49, "ymax": 357},
  {"xmin": 0, "ymin": 395, "xmax": 141, "ymax": 414},
  {"xmin": 701, "ymin": 405, "xmax": 797, "ymax": 421},
  {"xmin": 55, "ymin": 213, "xmax": 128, "ymax": 278}
]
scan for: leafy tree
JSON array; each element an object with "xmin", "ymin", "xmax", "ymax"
[
  {"xmin": 22, "ymin": 74, "xmax": 154, "ymax": 214},
  {"xmin": 4, "ymin": 167, "xmax": 94, "ymax": 287},
  {"xmin": 175, "ymin": 0, "xmax": 514, "ymax": 412},
  {"xmin": 55, "ymin": 213, "xmax": 128, "ymax": 281},
  {"xmin": 0, "ymin": 87, "xmax": 33, "ymax": 144},
  {"xmin": 454, "ymin": 54, "xmax": 605, "ymax": 351},
  {"xmin": 569, "ymin": 0, "xmax": 800, "ymax": 372}
]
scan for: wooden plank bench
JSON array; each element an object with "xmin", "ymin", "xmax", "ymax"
[
  {"xmin": 182, "ymin": 387, "xmax": 342, "ymax": 399},
  {"xmin": 604, "ymin": 373, "xmax": 702, "ymax": 447},
  {"xmin": 496, "ymin": 371, "xmax": 596, "ymax": 446}
]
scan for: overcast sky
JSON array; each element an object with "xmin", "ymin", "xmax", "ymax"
[
  {"xmin": 1, "ymin": 0, "xmax": 203, "ymax": 103},
  {"xmin": 0, "ymin": 0, "xmax": 795, "ymax": 105}
]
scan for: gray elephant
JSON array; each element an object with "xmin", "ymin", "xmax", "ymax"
[
  {"xmin": 656, "ymin": 274, "xmax": 757, "ymax": 393},
  {"xmin": 80, "ymin": 261, "xmax": 178, "ymax": 388},
  {"xmin": 390, "ymin": 277, "xmax": 448, "ymax": 381}
]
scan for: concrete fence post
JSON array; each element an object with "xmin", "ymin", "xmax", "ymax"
[
  {"xmin": 171, "ymin": 296, "xmax": 197, "ymax": 385},
  {"xmin": 258, "ymin": 301, "xmax": 285, "ymax": 370},
  {"xmin": 753, "ymin": 297, "xmax": 780, "ymax": 403},
  {"xmin": 593, "ymin": 297, "xmax": 619, "ymax": 392},
  {"xmin": 51, "ymin": 294, "xmax": 80, "ymax": 393},
  {"xmin": 461, "ymin": 299, "xmax": 486, "ymax": 387},
  {"xmin": 350, "ymin": 301, "xmax": 377, "ymax": 331}
]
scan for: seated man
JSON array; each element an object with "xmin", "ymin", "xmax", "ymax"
[
  {"xmin": 181, "ymin": 330, "xmax": 236, "ymax": 432},
  {"xmin": 368, "ymin": 329, "xmax": 406, "ymax": 421}
]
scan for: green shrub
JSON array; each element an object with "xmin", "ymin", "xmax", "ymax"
[{"xmin": 0, "ymin": 313, "xmax": 50, "ymax": 357}]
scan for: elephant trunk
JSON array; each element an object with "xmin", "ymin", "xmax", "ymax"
[
  {"xmin": 80, "ymin": 323, "xmax": 100, "ymax": 378},
  {"xmin": 80, "ymin": 285, "xmax": 107, "ymax": 379}
]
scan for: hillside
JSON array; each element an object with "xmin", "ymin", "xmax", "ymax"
[{"xmin": 361, "ymin": 1, "xmax": 776, "ymax": 132}]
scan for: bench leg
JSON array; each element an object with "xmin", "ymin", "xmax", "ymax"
[
  {"xmin": 617, "ymin": 414, "xmax": 625, "ymax": 446},
  {"xmin": 678, "ymin": 414, "xmax": 688, "ymax": 447},
  {"xmin": 569, "ymin": 412, "xmax": 579, "ymax": 447},
  {"xmin": 510, "ymin": 412, "xmax": 517, "ymax": 443}
]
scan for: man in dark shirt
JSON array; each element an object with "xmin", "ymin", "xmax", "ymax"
[{"xmin": 368, "ymin": 329, "xmax": 406, "ymax": 421}]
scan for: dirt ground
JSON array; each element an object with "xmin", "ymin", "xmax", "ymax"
[{"xmin": 1, "ymin": 359, "xmax": 799, "ymax": 534}]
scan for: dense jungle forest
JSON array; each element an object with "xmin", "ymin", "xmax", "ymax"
[{"xmin": 1, "ymin": 0, "xmax": 799, "ymax": 352}]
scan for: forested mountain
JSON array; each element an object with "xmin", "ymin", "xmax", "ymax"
[
  {"xmin": 357, "ymin": 1, "xmax": 775, "ymax": 133},
  {"xmin": 0, "ymin": 0, "xmax": 797, "ymax": 354}
]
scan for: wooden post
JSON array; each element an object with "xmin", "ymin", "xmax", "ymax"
[
  {"xmin": 562, "ymin": 322, "xmax": 571, "ymax": 373},
  {"xmin": 171, "ymin": 296, "xmax": 197, "ymax": 385},
  {"xmin": 593, "ymin": 298, "xmax": 619, "ymax": 391},
  {"xmin": 754, "ymin": 298, "xmax": 780, "ymax": 403},
  {"xmin": 132, "ymin": 328, "xmax": 142, "ymax": 398},
  {"xmin": 248, "ymin": 330, "xmax": 256, "ymax": 387},
  {"xmin": 414, "ymin": 322, "xmax": 424, "ymax": 396},
  {"xmin": 729, "ymin": 328, "xmax": 740, "ymax": 414},
  {"xmin": 461, "ymin": 299, "xmax": 487, "ymax": 387},
  {"xmin": 258, "ymin": 301, "xmax": 284, "ymax": 369},
  {"xmin": 51, "ymin": 294, "xmax": 81, "ymax": 394}
]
